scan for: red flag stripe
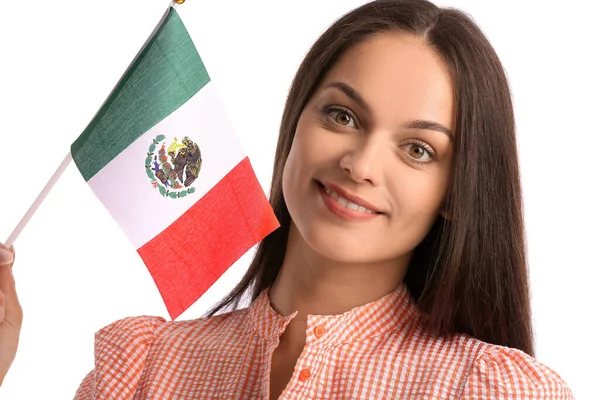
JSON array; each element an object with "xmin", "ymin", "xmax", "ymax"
[{"xmin": 137, "ymin": 157, "xmax": 279, "ymax": 319}]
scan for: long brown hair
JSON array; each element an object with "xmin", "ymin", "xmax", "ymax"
[{"xmin": 207, "ymin": 0, "xmax": 533, "ymax": 356}]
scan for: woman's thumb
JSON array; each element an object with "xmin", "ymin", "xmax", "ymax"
[
  {"xmin": 0, "ymin": 246, "xmax": 13, "ymax": 268},
  {"xmin": 0, "ymin": 245, "xmax": 19, "ymax": 316}
]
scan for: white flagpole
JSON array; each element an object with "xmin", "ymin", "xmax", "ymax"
[{"xmin": 5, "ymin": 152, "xmax": 72, "ymax": 247}]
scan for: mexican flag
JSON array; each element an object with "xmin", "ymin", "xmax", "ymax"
[{"xmin": 70, "ymin": 6, "xmax": 279, "ymax": 320}]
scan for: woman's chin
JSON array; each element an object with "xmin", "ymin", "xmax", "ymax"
[{"xmin": 303, "ymin": 229, "xmax": 381, "ymax": 264}]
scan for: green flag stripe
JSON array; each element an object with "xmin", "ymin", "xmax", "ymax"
[{"xmin": 71, "ymin": 8, "xmax": 210, "ymax": 181}]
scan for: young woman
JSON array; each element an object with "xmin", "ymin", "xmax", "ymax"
[{"xmin": 0, "ymin": 0, "xmax": 575, "ymax": 398}]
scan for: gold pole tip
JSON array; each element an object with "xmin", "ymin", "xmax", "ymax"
[{"xmin": 174, "ymin": 0, "xmax": 185, "ymax": 4}]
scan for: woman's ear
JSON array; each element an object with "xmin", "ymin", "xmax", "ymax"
[
  {"xmin": 440, "ymin": 197, "xmax": 452, "ymax": 221},
  {"xmin": 441, "ymin": 208, "xmax": 452, "ymax": 221}
]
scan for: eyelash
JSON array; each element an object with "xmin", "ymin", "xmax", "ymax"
[{"xmin": 321, "ymin": 105, "xmax": 437, "ymax": 164}]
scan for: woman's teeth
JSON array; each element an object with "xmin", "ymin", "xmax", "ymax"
[{"xmin": 324, "ymin": 187, "xmax": 377, "ymax": 214}]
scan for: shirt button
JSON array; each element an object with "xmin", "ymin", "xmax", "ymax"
[
  {"xmin": 314, "ymin": 325, "xmax": 325, "ymax": 338},
  {"xmin": 299, "ymin": 369, "xmax": 311, "ymax": 382}
]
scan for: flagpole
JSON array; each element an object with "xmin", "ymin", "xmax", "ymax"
[{"xmin": 4, "ymin": 152, "xmax": 73, "ymax": 247}]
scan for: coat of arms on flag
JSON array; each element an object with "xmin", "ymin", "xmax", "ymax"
[
  {"xmin": 66, "ymin": 5, "xmax": 279, "ymax": 319},
  {"xmin": 146, "ymin": 135, "xmax": 201, "ymax": 198}
]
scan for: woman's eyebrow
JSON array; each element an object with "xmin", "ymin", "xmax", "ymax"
[
  {"xmin": 324, "ymin": 81, "xmax": 454, "ymax": 141},
  {"xmin": 324, "ymin": 81, "xmax": 372, "ymax": 114},
  {"xmin": 405, "ymin": 119, "xmax": 454, "ymax": 141}
]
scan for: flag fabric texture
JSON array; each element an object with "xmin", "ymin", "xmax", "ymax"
[{"xmin": 70, "ymin": 6, "xmax": 279, "ymax": 320}]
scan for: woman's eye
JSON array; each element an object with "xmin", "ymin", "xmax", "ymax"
[
  {"xmin": 327, "ymin": 108, "xmax": 357, "ymax": 128},
  {"xmin": 401, "ymin": 143, "xmax": 434, "ymax": 162}
]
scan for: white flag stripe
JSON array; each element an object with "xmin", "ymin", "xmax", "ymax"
[{"xmin": 87, "ymin": 82, "xmax": 247, "ymax": 249}]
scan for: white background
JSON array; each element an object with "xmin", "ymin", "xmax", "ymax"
[{"xmin": 0, "ymin": 1, "xmax": 598, "ymax": 398}]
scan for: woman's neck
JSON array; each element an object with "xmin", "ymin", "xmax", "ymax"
[{"xmin": 268, "ymin": 224, "xmax": 411, "ymax": 352}]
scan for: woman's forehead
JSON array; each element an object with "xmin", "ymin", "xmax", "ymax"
[{"xmin": 318, "ymin": 32, "xmax": 455, "ymax": 128}]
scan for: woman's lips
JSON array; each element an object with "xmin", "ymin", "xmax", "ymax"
[
  {"xmin": 317, "ymin": 182, "xmax": 382, "ymax": 221},
  {"xmin": 319, "ymin": 181, "xmax": 384, "ymax": 213}
]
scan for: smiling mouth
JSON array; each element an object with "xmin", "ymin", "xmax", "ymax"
[{"xmin": 317, "ymin": 181, "xmax": 383, "ymax": 215}]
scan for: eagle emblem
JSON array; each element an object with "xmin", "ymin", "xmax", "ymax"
[{"xmin": 145, "ymin": 134, "xmax": 202, "ymax": 199}]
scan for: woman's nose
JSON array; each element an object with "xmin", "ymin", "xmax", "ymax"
[{"xmin": 338, "ymin": 135, "xmax": 385, "ymax": 185}]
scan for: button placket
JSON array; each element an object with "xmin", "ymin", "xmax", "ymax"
[{"xmin": 293, "ymin": 318, "xmax": 326, "ymax": 388}]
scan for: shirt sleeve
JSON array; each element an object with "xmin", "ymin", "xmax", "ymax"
[
  {"xmin": 74, "ymin": 316, "xmax": 167, "ymax": 400},
  {"xmin": 462, "ymin": 345, "xmax": 575, "ymax": 399}
]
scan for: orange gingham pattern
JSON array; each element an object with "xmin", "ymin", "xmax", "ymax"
[{"xmin": 74, "ymin": 285, "xmax": 574, "ymax": 399}]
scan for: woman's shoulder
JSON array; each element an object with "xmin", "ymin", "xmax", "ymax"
[
  {"xmin": 393, "ymin": 322, "xmax": 574, "ymax": 398},
  {"xmin": 397, "ymin": 319, "xmax": 574, "ymax": 399},
  {"xmin": 461, "ymin": 338, "xmax": 575, "ymax": 399},
  {"xmin": 74, "ymin": 310, "xmax": 250, "ymax": 398}
]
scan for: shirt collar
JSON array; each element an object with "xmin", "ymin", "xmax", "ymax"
[{"xmin": 248, "ymin": 284, "xmax": 420, "ymax": 346}]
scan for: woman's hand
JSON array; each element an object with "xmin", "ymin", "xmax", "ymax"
[{"xmin": 0, "ymin": 244, "xmax": 22, "ymax": 386}]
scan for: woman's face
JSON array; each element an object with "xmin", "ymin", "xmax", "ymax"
[{"xmin": 282, "ymin": 32, "xmax": 455, "ymax": 265}]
